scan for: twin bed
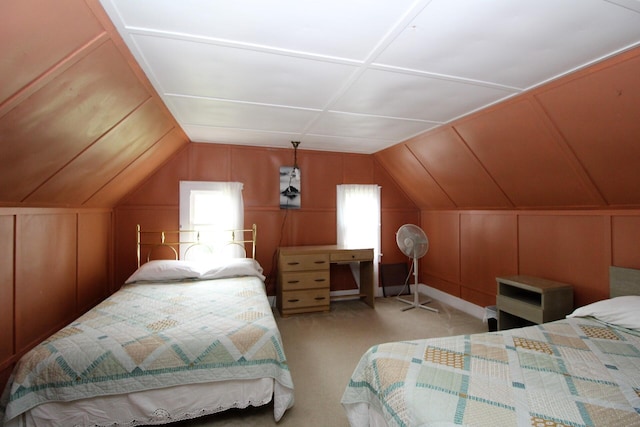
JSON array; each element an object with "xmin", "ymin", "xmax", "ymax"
[
  {"xmin": 341, "ymin": 266, "xmax": 640, "ymax": 427},
  {"xmin": 1, "ymin": 225, "xmax": 294, "ymax": 427}
]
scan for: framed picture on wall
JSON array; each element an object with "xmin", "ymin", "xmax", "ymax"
[{"xmin": 280, "ymin": 166, "xmax": 301, "ymax": 209}]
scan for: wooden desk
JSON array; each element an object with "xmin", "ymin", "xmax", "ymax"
[{"xmin": 277, "ymin": 245, "xmax": 375, "ymax": 316}]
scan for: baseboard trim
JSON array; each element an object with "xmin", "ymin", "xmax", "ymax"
[
  {"xmin": 418, "ymin": 284, "xmax": 486, "ymax": 321},
  {"xmin": 271, "ymin": 286, "xmax": 489, "ymax": 322}
]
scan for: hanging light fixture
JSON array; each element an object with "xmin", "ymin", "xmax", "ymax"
[{"xmin": 290, "ymin": 141, "xmax": 300, "ymax": 178}]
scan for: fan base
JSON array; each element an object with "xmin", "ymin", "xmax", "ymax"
[{"xmin": 397, "ymin": 295, "xmax": 439, "ymax": 313}]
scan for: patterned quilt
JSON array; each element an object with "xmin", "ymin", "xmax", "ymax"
[
  {"xmin": 342, "ymin": 318, "xmax": 640, "ymax": 426},
  {"xmin": 1, "ymin": 276, "xmax": 293, "ymax": 425}
]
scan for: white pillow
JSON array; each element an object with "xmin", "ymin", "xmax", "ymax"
[
  {"xmin": 567, "ymin": 295, "xmax": 640, "ymax": 330},
  {"xmin": 200, "ymin": 258, "xmax": 265, "ymax": 281},
  {"xmin": 125, "ymin": 260, "xmax": 205, "ymax": 284}
]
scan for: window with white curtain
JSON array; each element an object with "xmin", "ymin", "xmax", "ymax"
[
  {"xmin": 179, "ymin": 181, "xmax": 244, "ymax": 259},
  {"xmin": 336, "ymin": 184, "xmax": 381, "ymax": 292}
]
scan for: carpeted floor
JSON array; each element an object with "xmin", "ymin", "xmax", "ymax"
[{"xmin": 180, "ymin": 296, "xmax": 487, "ymax": 427}]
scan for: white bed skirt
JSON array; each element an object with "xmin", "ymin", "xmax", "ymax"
[
  {"xmin": 343, "ymin": 403, "xmax": 388, "ymax": 427},
  {"xmin": 7, "ymin": 378, "xmax": 281, "ymax": 427}
]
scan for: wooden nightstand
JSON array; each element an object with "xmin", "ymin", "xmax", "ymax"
[{"xmin": 496, "ymin": 275, "xmax": 573, "ymax": 330}]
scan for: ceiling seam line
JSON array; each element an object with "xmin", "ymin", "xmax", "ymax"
[
  {"xmin": 450, "ymin": 127, "xmax": 515, "ymax": 208},
  {"xmin": 405, "ymin": 144, "xmax": 458, "ymax": 208},
  {"xmin": 82, "ymin": 125, "xmax": 178, "ymax": 206}
]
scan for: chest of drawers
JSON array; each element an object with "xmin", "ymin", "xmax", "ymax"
[{"xmin": 277, "ymin": 251, "xmax": 331, "ymax": 316}]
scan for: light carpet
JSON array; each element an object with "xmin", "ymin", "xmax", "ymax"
[{"xmin": 180, "ymin": 296, "xmax": 487, "ymax": 427}]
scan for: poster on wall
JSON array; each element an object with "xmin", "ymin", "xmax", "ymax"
[{"xmin": 279, "ymin": 166, "xmax": 301, "ymax": 209}]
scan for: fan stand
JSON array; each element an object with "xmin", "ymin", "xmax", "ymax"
[{"xmin": 397, "ymin": 256, "xmax": 439, "ymax": 313}]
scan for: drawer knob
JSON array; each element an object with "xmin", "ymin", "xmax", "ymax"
[
  {"xmin": 288, "ymin": 299, "xmax": 300, "ymax": 303},
  {"xmin": 287, "ymin": 280, "xmax": 300, "ymax": 284},
  {"xmin": 314, "ymin": 278, "xmax": 326, "ymax": 282},
  {"xmin": 287, "ymin": 262, "xmax": 300, "ymax": 266},
  {"xmin": 314, "ymin": 261, "xmax": 326, "ymax": 264},
  {"xmin": 314, "ymin": 297, "xmax": 326, "ymax": 301}
]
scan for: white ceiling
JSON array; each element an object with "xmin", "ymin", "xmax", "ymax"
[{"xmin": 100, "ymin": 0, "xmax": 640, "ymax": 154}]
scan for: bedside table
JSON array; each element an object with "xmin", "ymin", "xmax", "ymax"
[{"xmin": 496, "ymin": 275, "xmax": 573, "ymax": 330}]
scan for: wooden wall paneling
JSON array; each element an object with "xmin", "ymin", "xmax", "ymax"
[
  {"xmin": 518, "ymin": 214, "xmax": 608, "ymax": 308},
  {"xmin": 188, "ymin": 143, "xmax": 231, "ymax": 182},
  {"xmin": 285, "ymin": 211, "xmax": 337, "ymax": 247},
  {"xmin": 375, "ymin": 145, "xmax": 454, "ymax": 209},
  {"xmin": 84, "ymin": 128, "xmax": 189, "ymax": 207},
  {"xmin": 119, "ymin": 147, "xmax": 190, "ymax": 206},
  {"xmin": 0, "ymin": 41, "xmax": 149, "ymax": 203},
  {"xmin": 297, "ymin": 150, "xmax": 343, "ymax": 210},
  {"xmin": 77, "ymin": 211, "xmax": 111, "ymax": 313},
  {"xmin": 231, "ymin": 146, "xmax": 290, "ymax": 208},
  {"xmin": 114, "ymin": 144, "xmax": 421, "ymax": 296},
  {"xmin": 0, "ymin": 0, "xmax": 104, "ymax": 104},
  {"xmin": 535, "ymin": 53, "xmax": 640, "ymax": 206},
  {"xmin": 407, "ymin": 128, "xmax": 512, "ymax": 208},
  {"xmin": 454, "ymin": 98, "xmax": 602, "ymax": 208},
  {"xmin": 15, "ymin": 213, "xmax": 77, "ymax": 352},
  {"xmin": 375, "ymin": 160, "xmax": 417, "ymax": 210},
  {"xmin": 25, "ymin": 99, "xmax": 173, "ymax": 205},
  {"xmin": 611, "ymin": 214, "xmax": 640, "ymax": 269},
  {"xmin": 342, "ymin": 154, "xmax": 374, "ymax": 184},
  {"xmin": 0, "ymin": 215, "xmax": 15, "ymax": 364},
  {"xmin": 459, "ymin": 212, "xmax": 518, "ymax": 301},
  {"xmin": 421, "ymin": 211, "xmax": 461, "ymax": 295}
]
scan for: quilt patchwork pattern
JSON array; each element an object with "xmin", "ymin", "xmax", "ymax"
[
  {"xmin": 1, "ymin": 276, "xmax": 293, "ymax": 424},
  {"xmin": 342, "ymin": 318, "xmax": 640, "ymax": 426}
]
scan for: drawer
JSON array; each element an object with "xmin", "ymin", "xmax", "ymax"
[
  {"xmin": 281, "ymin": 289, "xmax": 330, "ymax": 310},
  {"xmin": 279, "ymin": 253, "xmax": 330, "ymax": 272},
  {"xmin": 331, "ymin": 249, "xmax": 373, "ymax": 262},
  {"xmin": 281, "ymin": 270, "xmax": 330, "ymax": 291}
]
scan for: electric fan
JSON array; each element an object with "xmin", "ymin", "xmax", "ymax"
[{"xmin": 396, "ymin": 224, "xmax": 439, "ymax": 313}]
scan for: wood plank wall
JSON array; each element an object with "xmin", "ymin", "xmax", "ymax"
[
  {"xmin": 421, "ymin": 210, "xmax": 640, "ymax": 310},
  {"xmin": 114, "ymin": 143, "xmax": 420, "ymax": 295},
  {"xmin": 0, "ymin": 208, "xmax": 112, "ymax": 388}
]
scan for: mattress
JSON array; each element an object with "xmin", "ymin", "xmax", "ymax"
[
  {"xmin": 342, "ymin": 315, "xmax": 640, "ymax": 426},
  {"xmin": 1, "ymin": 264, "xmax": 294, "ymax": 427}
]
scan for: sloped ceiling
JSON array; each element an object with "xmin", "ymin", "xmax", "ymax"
[
  {"xmin": 0, "ymin": 0, "xmax": 188, "ymax": 208},
  {"xmin": 378, "ymin": 46, "xmax": 640, "ymax": 209},
  {"xmin": 100, "ymin": 0, "xmax": 640, "ymax": 154},
  {"xmin": 1, "ymin": 0, "xmax": 640, "ymax": 210}
]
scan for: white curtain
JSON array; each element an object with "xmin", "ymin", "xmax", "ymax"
[
  {"xmin": 336, "ymin": 184, "xmax": 381, "ymax": 291},
  {"xmin": 179, "ymin": 181, "xmax": 244, "ymax": 258}
]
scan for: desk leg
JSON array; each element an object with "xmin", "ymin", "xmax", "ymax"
[{"xmin": 360, "ymin": 260, "xmax": 375, "ymax": 308}]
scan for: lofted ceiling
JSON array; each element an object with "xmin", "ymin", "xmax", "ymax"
[
  {"xmin": 99, "ymin": 0, "xmax": 640, "ymax": 154},
  {"xmin": 2, "ymin": 0, "xmax": 640, "ymax": 210}
]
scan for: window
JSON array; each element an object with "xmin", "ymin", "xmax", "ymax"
[
  {"xmin": 179, "ymin": 181, "xmax": 244, "ymax": 259},
  {"xmin": 336, "ymin": 184, "xmax": 381, "ymax": 292}
]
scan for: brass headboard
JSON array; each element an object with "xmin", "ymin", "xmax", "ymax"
[{"xmin": 136, "ymin": 224, "xmax": 257, "ymax": 267}]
